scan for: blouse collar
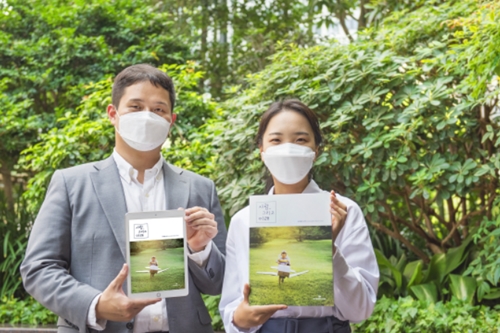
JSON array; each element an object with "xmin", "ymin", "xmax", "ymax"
[{"xmin": 268, "ymin": 180, "xmax": 322, "ymax": 195}]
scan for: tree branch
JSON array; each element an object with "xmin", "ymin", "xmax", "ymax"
[
  {"xmin": 335, "ymin": 0, "xmax": 354, "ymax": 42},
  {"xmin": 370, "ymin": 219, "xmax": 430, "ymax": 263}
]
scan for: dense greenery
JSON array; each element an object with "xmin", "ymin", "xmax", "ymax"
[
  {"xmin": 214, "ymin": 0, "xmax": 500, "ymax": 260},
  {"xmin": 0, "ymin": 296, "xmax": 57, "ymax": 325},
  {"xmin": 352, "ymin": 296, "xmax": 500, "ymax": 332},
  {"xmin": 0, "ymin": 0, "xmax": 190, "ymax": 212}
]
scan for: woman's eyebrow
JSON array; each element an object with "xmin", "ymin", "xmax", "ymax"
[{"xmin": 295, "ymin": 132, "xmax": 310, "ymax": 136}]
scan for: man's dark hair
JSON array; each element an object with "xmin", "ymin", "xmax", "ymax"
[{"xmin": 112, "ymin": 64, "xmax": 176, "ymax": 111}]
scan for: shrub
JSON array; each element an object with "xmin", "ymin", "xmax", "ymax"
[
  {"xmin": 211, "ymin": 0, "xmax": 500, "ymax": 264},
  {"xmin": 0, "ymin": 296, "xmax": 57, "ymax": 325},
  {"xmin": 353, "ymin": 296, "xmax": 500, "ymax": 333}
]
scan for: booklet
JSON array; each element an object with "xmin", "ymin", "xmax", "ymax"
[
  {"xmin": 249, "ymin": 192, "xmax": 334, "ymax": 306},
  {"xmin": 125, "ymin": 210, "xmax": 188, "ymax": 299}
]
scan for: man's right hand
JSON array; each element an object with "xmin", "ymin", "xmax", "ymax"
[
  {"xmin": 96, "ymin": 264, "xmax": 161, "ymax": 322},
  {"xmin": 232, "ymin": 284, "xmax": 287, "ymax": 329}
]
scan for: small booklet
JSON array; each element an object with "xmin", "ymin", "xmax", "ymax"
[
  {"xmin": 249, "ymin": 192, "xmax": 334, "ymax": 306},
  {"xmin": 125, "ymin": 210, "xmax": 188, "ymax": 299}
]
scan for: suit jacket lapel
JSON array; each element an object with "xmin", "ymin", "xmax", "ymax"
[
  {"xmin": 162, "ymin": 161, "xmax": 190, "ymax": 210},
  {"xmin": 90, "ymin": 156, "xmax": 128, "ymax": 261}
]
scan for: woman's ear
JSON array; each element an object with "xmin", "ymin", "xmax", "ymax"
[
  {"xmin": 314, "ymin": 146, "xmax": 320, "ymax": 161},
  {"xmin": 259, "ymin": 145, "xmax": 264, "ymax": 162}
]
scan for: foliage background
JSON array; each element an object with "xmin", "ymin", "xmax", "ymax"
[{"xmin": 1, "ymin": 0, "xmax": 500, "ymax": 331}]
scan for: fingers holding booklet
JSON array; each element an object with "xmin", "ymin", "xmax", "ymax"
[
  {"xmin": 95, "ymin": 264, "xmax": 161, "ymax": 321},
  {"xmin": 233, "ymin": 284, "xmax": 287, "ymax": 329}
]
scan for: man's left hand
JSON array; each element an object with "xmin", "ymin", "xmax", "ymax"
[{"xmin": 185, "ymin": 206, "xmax": 218, "ymax": 252}]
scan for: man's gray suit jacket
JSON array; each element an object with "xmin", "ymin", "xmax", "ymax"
[{"xmin": 20, "ymin": 156, "xmax": 227, "ymax": 333}]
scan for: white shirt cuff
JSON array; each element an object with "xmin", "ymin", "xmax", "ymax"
[
  {"xmin": 87, "ymin": 294, "xmax": 107, "ymax": 330},
  {"xmin": 188, "ymin": 240, "xmax": 212, "ymax": 266}
]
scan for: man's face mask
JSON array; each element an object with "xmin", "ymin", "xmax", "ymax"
[{"xmin": 116, "ymin": 110, "xmax": 171, "ymax": 152}]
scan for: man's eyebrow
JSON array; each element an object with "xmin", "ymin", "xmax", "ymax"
[
  {"xmin": 127, "ymin": 98, "xmax": 144, "ymax": 103},
  {"xmin": 127, "ymin": 98, "xmax": 169, "ymax": 107}
]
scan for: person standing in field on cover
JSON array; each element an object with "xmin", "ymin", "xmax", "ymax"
[
  {"xmin": 149, "ymin": 256, "xmax": 159, "ymax": 278},
  {"xmin": 21, "ymin": 64, "xmax": 227, "ymax": 333},
  {"xmin": 276, "ymin": 251, "xmax": 290, "ymax": 284},
  {"xmin": 219, "ymin": 99, "xmax": 379, "ymax": 333},
  {"xmin": 276, "ymin": 251, "xmax": 290, "ymax": 266}
]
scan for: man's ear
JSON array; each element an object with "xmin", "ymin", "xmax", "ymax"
[
  {"xmin": 107, "ymin": 104, "xmax": 118, "ymax": 126},
  {"xmin": 171, "ymin": 113, "xmax": 177, "ymax": 124}
]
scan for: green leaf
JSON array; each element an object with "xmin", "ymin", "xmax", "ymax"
[
  {"xmin": 482, "ymin": 288, "xmax": 500, "ymax": 300},
  {"xmin": 410, "ymin": 283, "xmax": 438, "ymax": 303},
  {"xmin": 375, "ymin": 249, "xmax": 403, "ymax": 290},
  {"xmin": 449, "ymin": 274, "xmax": 476, "ymax": 303},
  {"xmin": 404, "ymin": 260, "xmax": 423, "ymax": 288}
]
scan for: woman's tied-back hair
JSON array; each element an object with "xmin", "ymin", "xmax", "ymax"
[{"xmin": 112, "ymin": 64, "xmax": 176, "ymax": 111}]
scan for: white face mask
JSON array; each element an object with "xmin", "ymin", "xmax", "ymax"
[
  {"xmin": 261, "ymin": 143, "xmax": 316, "ymax": 185},
  {"xmin": 116, "ymin": 111, "xmax": 171, "ymax": 152}
]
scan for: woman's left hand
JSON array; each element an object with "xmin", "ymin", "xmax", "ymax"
[{"xmin": 330, "ymin": 190, "xmax": 347, "ymax": 250}]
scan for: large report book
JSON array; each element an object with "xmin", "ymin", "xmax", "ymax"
[{"xmin": 249, "ymin": 192, "xmax": 334, "ymax": 306}]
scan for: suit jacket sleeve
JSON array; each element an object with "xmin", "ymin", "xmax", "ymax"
[
  {"xmin": 187, "ymin": 179, "xmax": 227, "ymax": 295},
  {"xmin": 20, "ymin": 171, "xmax": 101, "ymax": 333}
]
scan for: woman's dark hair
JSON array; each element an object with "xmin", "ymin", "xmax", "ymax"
[
  {"xmin": 256, "ymin": 99, "xmax": 323, "ymax": 192},
  {"xmin": 112, "ymin": 64, "xmax": 176, "ymax": 110}
]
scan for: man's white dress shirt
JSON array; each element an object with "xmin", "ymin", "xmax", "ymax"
[
  {"xmin": 87, "ymin": 150, "xmax": 212, "ymax": 332},
  {"xmin": 219, "ymin": 180, "xmax": 379, "ymax": 333}
]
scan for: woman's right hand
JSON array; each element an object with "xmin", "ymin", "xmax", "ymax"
[{"xmin": 232, "ymin": 284, "xmax": 287, "ymax": 329}]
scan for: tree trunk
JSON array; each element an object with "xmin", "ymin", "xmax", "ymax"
[
  {"xmin": 199, "ymin": 0, "xmax": 209, "ymax": 91},
  {"xmin": 0, "ymin": 162, "xmax": 14, "ymax": 211}
]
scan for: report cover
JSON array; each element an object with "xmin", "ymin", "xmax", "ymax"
[{"xmin": 249, "ymin": 192, "xmax": 334, "ymax": 306}]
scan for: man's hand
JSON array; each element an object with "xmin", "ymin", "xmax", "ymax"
[
  {"xmin": 330, "ymin": 190, "xmax": 347, "ymax": 252},
  {"xmin": 185, "ymin": 206, "xmax": 218, "ymax": 252},
  {"xmin": 233, "ymin": 284, "xmax": 287, "ymax": 329},
  {"xmin": 95, "ymin": 264, "xmax": 161, "ymax": 322}
]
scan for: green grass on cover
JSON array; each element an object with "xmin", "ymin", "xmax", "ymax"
[
  {"xmin": 130, "ymin": 247, "xmax": 185, "ymax": 293},
  {"xmin": 249, "ymin": 238, "xmax": 334, "ymax": 306}
]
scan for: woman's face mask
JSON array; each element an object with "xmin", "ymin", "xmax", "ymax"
[
  {"xmin": 116, "ymin": 110, "xmax": 171, "ymax": 152},
  {"xmin": 261, "ymin": 143, "xmax": 316, "ymax": 185}
]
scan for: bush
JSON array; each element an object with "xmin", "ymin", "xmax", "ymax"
[
  {"xmin": 353, "ymin": 296, "xmax": 500, "ymax": 333},
  {"xmin": 0, "ymin": 296, "xmax": 57, "ymax": 325},
  {"xmin": 211, "ymin": 0, "xmax": 500, "ymax": 264}
]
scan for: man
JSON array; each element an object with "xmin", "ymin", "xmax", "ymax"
[{"xmin": 20, "ymin": 64, "xmax": 227, "ymax": 333}]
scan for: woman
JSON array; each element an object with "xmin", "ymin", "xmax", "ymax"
[{"xmin": 219, "ymin": 99, "xmax": 379, "ymax": 333}]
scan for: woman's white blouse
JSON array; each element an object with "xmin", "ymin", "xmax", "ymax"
[{"xmin": 219, "ymin": 180, "xmax": 380, "ymax": 333}]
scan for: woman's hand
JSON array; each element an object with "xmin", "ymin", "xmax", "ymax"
[
  {"xmin": 233, "ymin": 284, "xmax": 287, "ymax": 329},
  {"xmin": 330, "ymin": 190, "xmax": 347, "ymax": 251}
]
